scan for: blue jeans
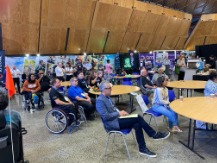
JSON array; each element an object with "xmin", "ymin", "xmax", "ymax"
[{"xmin": 152, "ymin": 104, "xmax": 178, "ymax": 128}]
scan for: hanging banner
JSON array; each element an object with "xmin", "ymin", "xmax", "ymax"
[{"xmin": 0, "ymin": 50, "xmax": 5, "ymax": 82}]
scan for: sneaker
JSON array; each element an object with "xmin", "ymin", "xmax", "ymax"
[
  {"xmin": 152, "ymin": 131, "xmax": 170, "ymax": 140},
  {"xmin": 139, "ymin": 148, "xmax": 157, "ymax": 158},
  {"xmin": 75, "ymin": 121, "xmax": 81, "ymax": 126}
]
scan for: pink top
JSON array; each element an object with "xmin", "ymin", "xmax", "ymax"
[{"xmin": 105, "ymin": 63, "xmax": 112, "ymax": 74}]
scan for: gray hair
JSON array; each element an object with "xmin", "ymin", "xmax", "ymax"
[
  {"xmin": 0, "ymin": 88, "xmax": 9, "ymax": 110},
  {"xmin": 70, "ymin": 76, "xmax": 77, "ymax": 83},
  {"xmin": 99, "ymin": 81, "xmax": 110, "ymax": 92}
]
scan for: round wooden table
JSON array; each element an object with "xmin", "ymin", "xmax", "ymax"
[
  {"xmin": 113, "ymin": 75, "xmax": 140, "ymax": 79},
  {"xmin": 61, "ymin": 81, "xmax": 70, "ymax": 87},
  {"xmin": 89, "ymin": 85, "xmax": 140, "ymax": 96},
  {"xmin": 170, "ymin": 96, "xmax": 217, "ymax": 159},
  {"xmin": 167, "ymin": 80, "xmax": 206, "ymax": 89},
  {"xmin": 170, "ymin": 96, "xmax": 217, "ymax": 124},
  {"xmin": 89, "ymin": 85, "xmax": 140, "ymax": 113},
  {"xmin": 167, "ymin": 80, "xmax": 206, "ymax": 97}
]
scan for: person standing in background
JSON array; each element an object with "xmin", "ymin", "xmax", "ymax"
[
  {"xmin": 65, "ymin": 62, "xmax": 74, "ymax": 81},
  {"xmin": 11, "ymin": 66, "xmax": 21, "ymax": 94},
  {"xmin": 177, "ymin": 54, "xmax": 186, "ymax": 80},
  {"xmin": 105, "ymin": 59, "xmax": 112, "ymax": 74},
  {"xmin": 55, "ymin": 62, "xmax": 65, "ymax": 81}
]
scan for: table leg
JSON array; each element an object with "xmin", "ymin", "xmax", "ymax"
[{"xmin": 179, "ymin": 119, "xmax": 205, "ymax": 159}]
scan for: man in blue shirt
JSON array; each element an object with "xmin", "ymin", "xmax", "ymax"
[{"xmin": 68, "ymin": 76, "xmax": 95, "ymax": 120}]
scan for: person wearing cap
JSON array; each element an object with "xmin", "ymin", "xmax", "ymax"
[{"xmin": 96, "ymin": 81, "xmax": 170, "ymax": 158}]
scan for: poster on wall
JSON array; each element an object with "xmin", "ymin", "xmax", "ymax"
[
  {"xmin": 0, "ymin": 50, "xmax": 5, "ymax": 82},
  {"xmin": 139, "ymin": 53, "xmax": 154, "ymax": 70},
  {"xmin": 23, "ymin": 56, "xmax": 36, "ymax": 75},
  {"xmin": 5, "ymin": 56, "xmax": 24, "ymax": 74}
]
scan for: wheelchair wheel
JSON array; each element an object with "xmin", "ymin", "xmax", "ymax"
[{"xmin": 45, "ymin": 108, "xmax": 68, "ymax": 134}]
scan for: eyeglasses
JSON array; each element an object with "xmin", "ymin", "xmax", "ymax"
[
  {"xmin": 73, "ymin": 80, "xmax": 78, "ymax": 82},
  {"xmin": 105, "ymin": 87, "xmax": 111, "ymax": 89}
]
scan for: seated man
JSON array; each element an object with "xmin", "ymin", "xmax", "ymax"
[
  {"xmin": 140, "ymin": 68, "xmax": 156, "ymax": 97},
  {"xmin": 68, "ymin": 77, "xmax": 96, "ymax": 120},
  {"xmin": 22, "ymin": 73, "xmax": 41, "ymax": 111},
  {"xmin": 0, "ymin": 88, "xmax": 21, "ymax": 128},
  {"xmin": 49, "ymin": 78, "xmax": 80, "ymax": 126},
  {"xmin": 96, "ymin": 81, "xmax": 170, "ymax": 158},
  {"xmin": 37, "ymin": 71, "xmax": 51, "ymax": 92}
]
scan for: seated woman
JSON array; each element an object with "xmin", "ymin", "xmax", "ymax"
[
  {"xmin": 197, "ymin": 71, "xmax": 217, "ymax": 129},
  {"xmin": 90, "ymin": 71, "xmax": 103, "ymax": 88},
  {"xmin": 152, "ymin": 67, "xmax": 168, "ymax": 85},
  {"xmin": 152, "ymin": 76, "xmax": 182, "ymax": 133},
  {"xmin": 22, "ymin": 73, "xmax": 41, "ymax": 111}
]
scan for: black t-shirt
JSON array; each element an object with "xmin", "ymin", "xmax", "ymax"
[
  {"xmin": 76, "ymin": 63, "xmax": 83, "ymax": 71},
  {"xmin": 90, "ymin": 77, "xmax": 102, "ymax": 87},
  {"xmin": 49, "ymin": 87, "xmax": 68, "ymax": 107},
  {"xmin": 78, "ymin": 79, "xmax": 90, "ymax": 93},
  {"xmin": 141, "ymin": 76, "xmax": 153, "ymax": 88}
]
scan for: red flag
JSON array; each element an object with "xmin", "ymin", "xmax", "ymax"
[{"xmin": 6, "ymin": 66, "xmax": 16, "ymax": 98}]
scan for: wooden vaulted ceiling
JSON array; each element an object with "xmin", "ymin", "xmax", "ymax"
[
  {"xmin": 185, "ymin": 14, "xmax": 217, "ymax": 50},
  {"xmin": 0, "ymin": 0, "xmax": 192, "ymax": 55},
  {"xmin": 141, "ymin": 0, "xmax": 217, "ymax": 16}
]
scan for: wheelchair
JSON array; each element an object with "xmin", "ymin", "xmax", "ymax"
[
  {"xmin": 0, "ymin": 112, "xmax": 29, "ymax": 163},
  {"xmin": 22, "ymin": 92, "xmax": 45, "ymax": 111},
  {"xmin": 45, "ymin": 106, "xmax": 87, "ymax": 134}
]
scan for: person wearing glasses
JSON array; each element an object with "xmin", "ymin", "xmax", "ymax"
[
  {"xmin": 22, "ymin": 73, "xmax": 41, "ymax": 111},
  {"xmin": 96, "ymin": 81, "xmax": 170, "ymax": 158},
  {"xmin": 68, "ymin": 77, "xmax": 96, "ymax": 120},
  {"xmin": 152, "ymin": 76, "xmax": 182, "ymax": 133}
]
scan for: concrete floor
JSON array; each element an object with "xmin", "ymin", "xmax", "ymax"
[{"xmin": 9, "ymin": 89, "xmax": 217, "ymax": 163}]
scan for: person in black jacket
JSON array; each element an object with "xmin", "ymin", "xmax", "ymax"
[
  {"xmin": 37, "ymin": 71, "xmax": 51, "ymax": 92},
  {"xmin": 77, "ymin": 71, "xmax": 90, "ymax": 93}
]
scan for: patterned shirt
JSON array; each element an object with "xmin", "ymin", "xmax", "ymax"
[{"xmin": 204, "ymin": 80, "xmax": 217, "ymax": 96}]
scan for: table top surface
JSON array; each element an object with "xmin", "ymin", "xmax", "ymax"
[
  {"xmin": 170, "ymin": 96, "xmax": 217, "ymax": 124},
  {"xmin": 167, "ymin": 80, "xmax": 206, "ymax": 89},
  {"xmin": 89, "ymin": 85, "xmax": 140, "ymax": 95},
  {"xmin": 61, "ymin": 81, "xmax": 70, "ymax": 87},
  {"xmin": 114, "ymin": 75, "xmax": 140, "ymax": 79}
]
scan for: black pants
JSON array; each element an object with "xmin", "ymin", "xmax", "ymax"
[
  {"xmin": 22, "ymin": 92, "xmax": 42, "ymax": 107},
  {"xmin": 66, "ymin": 75, "xmax": 73, "ymax": 81},
  {"xmin": 13, "ymin": 78, "xmax": 20, "ymax": 93},
  {"xmin": 118, "ymin": 115, "xmax": 156, "ymax": 151},
  {"xmin": 57, "ymin": 76, "xmax": 65, "ymax": 81},
  {"xmin": 57, "ymin": 104, "xmax": 79, "ymax": 126},
  {"xmin": 77, "ymin": 98, "xmax": 96, "ymax": 117},
  {"xmin": 178, "ymin": 71, "xmax": 185, "ymax": 80}
]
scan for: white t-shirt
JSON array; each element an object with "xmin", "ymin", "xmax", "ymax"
[
  {"xmin": 65, "ymin": 67, "xmax": 73, "ymax": 76},
  {"xmin": 11, "ymin": 69, "xmax": 21, "ymax": 78},
  {"xmin": 55, "ymin": 66, "xmax": 64, "ymax": 77},
  {"xmin": 84, "ymin": 63, "xmax": 92, "ymax": 70}
]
